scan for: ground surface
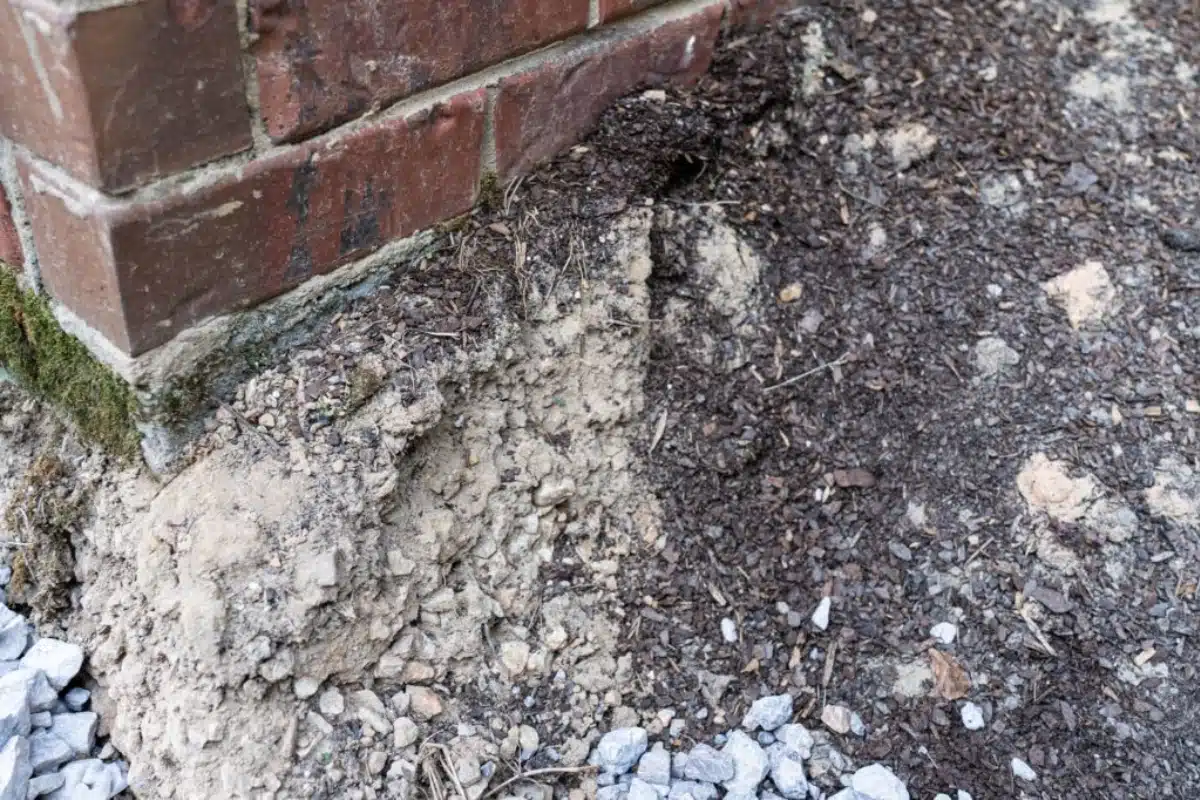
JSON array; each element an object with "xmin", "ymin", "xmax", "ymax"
[
  {"xmin": 3, "ymin": 2, "xmax": 1199, "ymax": 799},
  {"xmin": 501, "ymin": 1, "xmax": 1200, "ymax": 798}
]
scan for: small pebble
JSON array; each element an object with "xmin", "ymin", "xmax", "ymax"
[
  {"xmin": 811, "ymin": 598, "xmax": 831, "ymax": 631},
  {"xmin": 720, "ymin": 618, "xmax": 738, "ymax": 643},
  {"xmin": 960, "ymin": 702, "xmax": 985, "ymax": 731},
  {"xmin": 1011, "ymin": 757, "xmax": 1038, "ymax": 782},
  {"xmin": 930, "ymin": 623, "xmax": 958, "ymax": 645}
]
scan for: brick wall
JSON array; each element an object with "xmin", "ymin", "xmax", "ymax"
[{"xmin": 0, "ymin": 0, "xmax": 787, "ymax": 358}]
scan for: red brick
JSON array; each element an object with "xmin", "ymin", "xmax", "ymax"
[
  {"xmin": 252, "ymin": 0, "xmax": 590, "ymax": 144},
  {"xmin": 0, "ymin": 181, "xmax": 21, "ymax": 268},
  {"xmin": 598, "ymin": 0, "xmax": 668, "ymax": 24},
  {"xmin": 495, "ymin": 4, "xmax": 724, "ymax": 180},
  {"xmin": 20, "ymin": 91, "xmax": 486, "ymax": 356},
  {"xmin": 0, "ymin": 0, "xmax": 251, "ymax": 192}
]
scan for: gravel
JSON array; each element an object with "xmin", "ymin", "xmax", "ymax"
[
  {"xmin": 682, "ymin": 744, "xmax": 734, "ymax": 784},
  {"xmin": 740, "ymin": 694, "xmax": 793, "ymax": 732},
  {"xmin": 720, "ymin": 731, "xmax": 770, "ymax": 795},
  {"xmin": 594, "ymin": 728, "xmax": 649, "ymax": 775}
]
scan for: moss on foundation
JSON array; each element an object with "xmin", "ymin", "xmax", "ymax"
[{"xmin": 0, "ymin": 268, "xmax": 139, "ymax": 458}]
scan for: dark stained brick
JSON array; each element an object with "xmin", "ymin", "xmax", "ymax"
[
  {"xmin": 494, "ymin": 3, "xmax": 724, "ymax": 180},
  {"xmin": 598, "ymin": 0, "xmax": 668, "ymax": 23},
  {"xmin": 0, "ymin": 0, "xmax": 252, "ymax": 192},
  {"xmin": 252, "ymin": 0, "xmax": 589, "ymax": 143},
  {"xmin": 20, "ymin": 91, "xmax": 485, "ymax": 356}
]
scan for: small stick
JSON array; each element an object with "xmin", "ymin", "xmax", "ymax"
[
  {"xmin": 763, "ymin": 353, "xmax": 850, "ymax": 393},
  {"xmin": 483, "ymin": 766, "xmax": 599, "ymax": 799}
]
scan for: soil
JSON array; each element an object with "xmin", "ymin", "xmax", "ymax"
[
  {"xmin": 2, "ymin": 1, "xmax": 1199, "ymax": 799},
  {"xmin": 485, "ymin": 1, "xmax": 1200, "ymax": 798}
]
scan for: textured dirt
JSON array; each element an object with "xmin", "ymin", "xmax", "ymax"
[{"xmin": 2, "ymin": 1, "xmax": 1199, "ymax": 799}]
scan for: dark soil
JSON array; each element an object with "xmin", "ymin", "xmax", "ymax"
[{"xmin": 471, "ymin": 1, "xmax": 1200, "ymax": 798}]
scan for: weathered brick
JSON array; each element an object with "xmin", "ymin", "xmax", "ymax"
[
  {"xmin": 252, "ymin": 0, "xmax": 590, "ymax": 143},
  {"xmin": 20, "ymin": 91, "xmax": 486, "ymax": 356},
  {"xmin": 0, "ymin": 0, "xmax": 251, "ymax": 192},
  {"xmin": 495, "ymin": 4, "xmax": 724, "ymax": 180},
  {"xmin": 0, "ymin": 181, "xmax": 21, "ymax": 268},
  {"xmin": 598, "ymin": 0, "xmax": 668, "ymax": 24}
]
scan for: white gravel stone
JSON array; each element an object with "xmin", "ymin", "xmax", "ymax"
[
  {"xmin": 30, "ymin": 712, "xmax": 50, "ymax": 729},
  {"xmin": 957, "ymin": 792, "xmax": 973, "ymax": 800},
  {"xmin": 0, "ymin": 669, "xmax": 55, "ymax": 713},
  {"xmin": 293, "ymin": 677, "xmax": 321, "ymax": 699},
  {"xmin": 627, "ymin": 777, "xmax": 659, "ymax": 800},
  {"xmin": 594, "ymin": 728, "xmax": 648, "ymax": 775},
  {"xmin": 28, "ymin": 731, "xmax": 72, "ymax": 774},
  {"xmin": 811, "ymin": 598, "xmax": 831, "ymax": 631},
  {"xmin": 54, "ymin": 758, "xmax": 125, "ymax": 799},
  {"xmin": 25, "ymin": 771, "xmax": 64, "ymax": 798},
  {"xmin": 667, "ymin": 781, "xmax": 717, "ymax": 800},
  {"xmin": 392, "ymin": 717, "xmax": 419, "ymax": 750},
  {"xmin": 820, "ymin": 705, "xmax": 852, "ymax": 735},
  {"xmin": 0, "ymin": 679, "xmax": 30, "ymax": 745},
  {"xmin": 318, "ymin": 687, "xmax": 345, "ymax": 717},
  {"xmin": 720, "ymin": 618, "xmax": 738, "ymax": 643},
  {"xmin": 850, "ymin": 763, "xmax": 910, "ymax": 800},
  {"xmin": 62, "ymin": 690, "xmax": 90, "ymax": 713},
  {"xmin": 682, "ymin": 744, "xmax": 734, "ymax": 783},
  {"xmin": 636, "ymin": 744, "xmax": 671, "ymax": 786},
  {"xmin": 0, "ymin": 736, "xmax": 31, "ymax": 800},
  {"xmin": 768, "ymin": 750, "xmax": 808, "ymax": 799},
  {"xmin": 406, "ymin": 686, "xmax": 443, "ymax": 720},
  {"xmin": 48, "ymin": 713, "xmax": 98, "ymax": 758},
  {"xmin": 721, "ymin": 731, "xmax": 769, "ymax": 795},
  {"xmin": 929, "ymin": 623, "xmax": 958, "ymax": 645},
  {"xmin": 773, "ymin": 725, "xmax": 814, "ymax": 760},
  {"xmin": 19, "ymin": 640, "xmax": 82, "ymax": 691},
  {"xmin": 960, "ymin": 702, "xmax": 985, "ymax": 731},
  {"xmin": 1011, "ymin": 758, "xmax": 1037, "ymax": 782},
  {"xmin": 741, "ymin": 694, "xmax": 793, "ymax": 732},
  {"xmin": 0, "ymin": 607, "xmax": 29, "ymax": 661}
]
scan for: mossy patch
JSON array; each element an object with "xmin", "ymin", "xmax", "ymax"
[
  {"xmin": 0, "ymin": 269, "xmax": 139, "ymax": 458},
  {"xmin": 4, "ymin": 453, "xmax": 85, "ymax": 623}
]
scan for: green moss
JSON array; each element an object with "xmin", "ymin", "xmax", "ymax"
[
  {"xmin": 478, "ymin": 172, "xmax": 503, "ymax": 211},
  {"xmin": 0, "ymin": 268, "xmax": 140, "ymax": 458}
]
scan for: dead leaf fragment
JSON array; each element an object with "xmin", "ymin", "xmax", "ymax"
[
  {"xmin": 928, "ymin": 649, "xmax": 970, "ymax": 700},
  {"xmin": 832, "ymin": 468, "xmax": 877, "ymax": 488}
]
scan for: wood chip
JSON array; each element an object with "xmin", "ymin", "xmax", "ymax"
[
  {"xmin": 832, "ymin": 468, "xmax": 877, "ymax": 488},
  {"xmin": 928, "ymin": 649, "xmax": 970, "ymax": 700}
]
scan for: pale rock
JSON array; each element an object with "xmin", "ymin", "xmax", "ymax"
[
  {"xmin": 48, "ymin": 713, "xmax": 97, "ymax": 757},
  {"xmin": 407, "ymin": 686, "xmax": 443, "ymax": 721},
  {"xmin": 26, "ymin": 771, "xmax": 64, "ymax": 798},
  {"xmin": 27, "ymin": 731, "xmax": 71, "ymax": 774},
  {"xmin": 518, "ymin": 725, "xmax": 539, "ymax": 761},
  {"xmin": 721, "ymin": 731, "xmax": 769, "ymax": 795},
  {"xmin": 594, "ymin": 728, "xmax": 648, "ymax": 775},
  {"xmin": 0, "ymin": 669, "xmax": 56, "ymax": 713},
  {"xmin": 294, "ymin": 677, "xmax": 321, "ymax": 700},
  {"xmin": 627, "ymin": 778, "xmax": 658, "ymax": 800},
  {"xmin": 670, "ymin": 752, "xmax": 688, "ymax": 779},
  {"xmin": 667, "ymin": 781, "xmax": 717, "ymax": 800},
  {"xmin": 774, "ymin": 725, "xmax": 814, "ymax": 760},
  {"xmin": 811, "ymin": 598, "xmax": 831, "ymax": 631},
  {"xmin": 720, "ymin": 619, "xmax": 738, "ymax": 643},
  {"xmin": 930, "ymin": 623, "xmax": 958, "ymax": 645},
  {"xmin": 741, "ymin": 694, "xmax": 793, "ymax": 732},
  {"xmin": 960, "ymin": 702, "xmax": 984, "ymax": 731},
  {"xmin": 0, "ymin": 736, "xmax": 30, "ymax": 800},
  {"xmin": 20, "ymin": 640, "xmax": 82, "ymax": 691},
  {"xmin": 318, "ymin": 687, "xmax": 345, "ymax": 717},
  {"xmin": 367, "ymin": 751, "xmax": 389, "ymax": 775},
  {"xmin": 0, "ymin": 607, "xmax": 28, "ymax": 661},
  {"xmin": 886, "ymin": 123, "xmax": 938, "ymax": 170},
  {"xmin": 29, "ymin": 712, "xmax": 50, "ymax": 729},
  {"xmin": 636, "ymin": 744, "xmax": 671, "ymax": 786},
  {"xmin": 393, "ymin": 718, "xmax": 419, "ymax": 749},
  {"xmin": 682, "ymin": 744, "xmax": 734, "ymax": 783},
  {"xmin": 768, "ymin": 749, "xmax": 808, "ymax": 799},
  {"xmin": 1011, "ymin": 758, "xmax": 1037, "ymax": 782},
  {"xmin": 533, "ymin": 478, "xmax": 576, "ymax": 507},
  {"xmin": 0, "ymin": 679, "xmax": 30, "ymax": 745},
  {"xmin": 499, "ymin": 642, "xmax": 531, "ymax": 675},
  {"xmin": 820, "ymin": 705, "xmax": 852, "ymax": 735},
  {"xmin": 850, "ymin": 763, "xmax": 910, "ymax": 800},
  {"xmin": 61, "ymin": 690, "xmax": 89, "ymax": 713}
]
